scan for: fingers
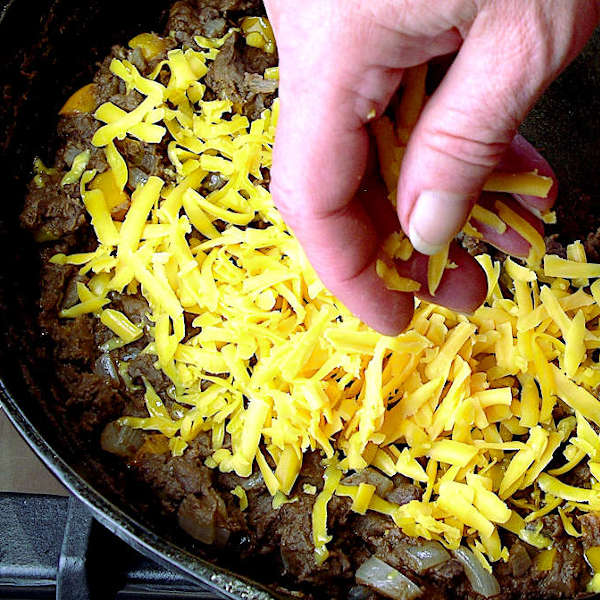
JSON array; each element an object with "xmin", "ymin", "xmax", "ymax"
[
  {"xmin": 265, "ymin": 4, "xmax": 418, "ymax": 334},
  {"xmin": 471, "ymin": 194, "xmax": 544, "ymax": 258},
  {"xmin": 270, "ymin": 73, "xmax": 416, "ymax": 334},
  {"xmin": 297, "ymin": 168, "xmax": 416, "ymax": 336},
  {"xmin": 263, "ymin": 0, "xmax": 598, "ymax": 336},
  {"xmin": 361, "ymin": 167, "xmax": 487, "ymax": 318},
  {"xmin": 470, "ymin": 135, "xmax": 557, "ymax": 257},
  {"xmin": 496, "ymin": 134, "xmax": 558, "ymax": 213},
  {"xmin": 395, "ymin": 243, "xmax": 487, "ymax": 313},
  {"xmin": 397, "ymin": 4, "xmax": 568, "ymax": 256}
]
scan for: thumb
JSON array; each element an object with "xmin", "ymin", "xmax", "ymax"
[{"xmin": 398, "ymin": 1, "xmax": 596, "ymax": 256}]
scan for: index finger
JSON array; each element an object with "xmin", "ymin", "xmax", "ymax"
[
  {"xmin": 270, "ymin": 93, "xmax": 415, "ymax": 335},
  {"xmin": 267, "ymin": 29, "xmax": 415, "ymax": 334}
]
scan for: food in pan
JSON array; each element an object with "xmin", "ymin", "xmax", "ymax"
[{"xmin": 20, "ymin": 1, "xmax": 600, "ymax": 598}]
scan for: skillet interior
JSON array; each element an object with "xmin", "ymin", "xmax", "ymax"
[
  {"xmin": 1, "ymin": 1, "xmax": 600, "ymax": 598},
  {"xmin": 0, "ymin": 1, "xmax": 285, "ymax": 598}
]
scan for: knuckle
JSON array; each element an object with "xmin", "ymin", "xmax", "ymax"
[
  {"xmin": 270, "ymin": 176, "xmax": 351, "ymax": 227},
  {"xmin": 420, "ymin": 118, "xmax": 509, "ymax": 170},
  {"xmin": 269, "ymin": 179, "xmax": 302, "ymax": 223}
]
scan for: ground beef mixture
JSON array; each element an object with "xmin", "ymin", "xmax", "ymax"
[{"xmin": 19, "ymin": 1, "xmax": 600, "ymax": 599}]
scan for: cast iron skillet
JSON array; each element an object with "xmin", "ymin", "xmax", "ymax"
[{"xmin": 1, "ymin": 1, "xmax": 600, "ymax": 598}]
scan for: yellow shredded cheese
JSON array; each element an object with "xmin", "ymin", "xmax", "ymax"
[
  {"xmin": 471, "ymin": 205, "xmax": 507, "ymax": 234},
  {"xmin": 495, "ymin": 200, "xmax": 546, "ymax": 266},
  {"xmin": 395, "ymin": 64, "xmax": 428, "ymax": 144},
  {"xmin": 427, "ymin": 244, "xmax": 450, "ymax": 296},
  {"xmin": 376, "ymin": 260, "xmax": 421, "ymax": 292},
  {"xmin": 544, "ymin": 254, "xmax": 600, "ymax": 280},
  {"xmin": 231, "ymin": 486, "xmax": 249, "ymax": 511},
  {"xmin": 51, "ymin": 27, "xmax": 600, "ymax": 568},
  {"xmin": 61, "ymin": 150, "xmax": 91, "ymax": 186},
  {"xmin": 313, "ymin": 465, "xmax": 342, "ymax": 564},
  {"xmin": 483, "ymin": 171, "xmax": 553, "ymax": 197},
  {"xmin": 100, "ymin": 309, "xmax": 143, "ymax": 343}
]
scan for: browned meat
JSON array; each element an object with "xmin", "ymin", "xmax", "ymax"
[
  {"xmin": 56, "ymin": 113, "xmax": 106, "ymax": 172},
  {"xmin": 508, "ymin": 541, "xmax": 533, "ymax": 578},
  {"xmin": 580, "ymin": 512, "xmax": 600, "ymax": 550},
  {"xmin": 564, "ymin": 462, "xmax": 592, "ymax": 490},
  {"xmin": 38, "ymin": 263, "xmax": 74, "ymax": 314},
  {"xmin": 278, "ymin": 495, "xmax": 351, "ymax": 583},
  {"xmin": 545, "ymin": 232, "xmax": 568, "ymax": 258},
  {"xmin": 126, "ymin": 353, "xmax": 172, "ymax": 396},
  {"xmin": 55, "ymin": 365, "xmax": 125, "ymax": 434},
  {"xmin": 348, "ymin": 585, "xmax": 378, "ymax": 600},
  {"xmin": 21, "ymin": 176, "xmax": 86, "ymax": 239},
  {"xmin": 537, "ymin": 537, "xmax": 588, "ymax": 598},
  {"xmin": 341, "ymin": 468, "xmax": 394, "ymax": 497},
  {"xmin": 353, "ymin": 512, "xmax": 468, "ymax": 599},
  {"xmin": 134, "ymin": 451, "xmax": 192, "ymax": 512},
  {"xmin": 168, "ymin": 1, "xmax": 228, "ymax": 46},
  {"xmin": 244, "ymin": 487, "xmax": 280, "ymax": 544},
  {"xmin": 115, "ymin": 137, "xmax": 175, "ymax": 189},
  {"xmin": 49, "ymin": 317, "xmax": 97, "ymax": 363},
  {"xmin": 205, "ymin": 32, "xmax": 277, "ymax": 120},
  {"xmin": 109, "ymin": 91, "xmax": 144, "ymax": 112},
  {"xmin": 202, "ymin": 0, "xmax": 263, "ymax": 11},
  {"xmin": 94, "ymin": 50, "xmax": 128, "ymax": 105},
  {"xmin": 111, "ymin": 293, "xmax": 151, "ymax": 327},
  {"xmin": 385, "ymin": 475, "xmax": 422, "ymax": 506},
  {"xmin": 294, "ymin": 450, "xmax": 326, "ymax": 490},
  {"xmin": 459, "ymin": 232, "xmax": 489, "ymax": 257},
  {"xmin": 173, "ymin": 456, "xmax": 213, "ymax": 495},
  {"xmin": 535, "ymin": 516, "xmax": 589, "ymax": 598},
  {"xmin": 585, "ymin": 227, "xmax": 600, "ymax": 262}
]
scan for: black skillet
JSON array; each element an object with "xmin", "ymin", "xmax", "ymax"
[{"xmin": 0, "ymin": 1, "xmax": 600, "ymax": 598}]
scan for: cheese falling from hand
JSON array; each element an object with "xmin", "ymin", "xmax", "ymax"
[{"xmin": 51, "ymin": 36, "xmax": 600, "ymax": 568}]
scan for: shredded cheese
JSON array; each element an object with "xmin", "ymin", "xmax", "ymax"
[
  {"xmin": 545, "ymin": 254, "xmax": 600, "ymax": 280},
  {"xmin": 231, "ymin": 486, "xmax": 249, "ymax": 511},
  {"xmin": 61, "ymin": 150, "xmax": 91, "ymax": 186},
  {"xmin": 427, "ymin": 244, "xmax": 450, "ymax": 296},
  {"xmin": 483, "ymin": 171, "xmax": 553, "ymax": 197},
  {"xmin": 313, "ymin": 465, "xmax": 342, "ymax": 564},
  {"xmin": 51, "ymin": 27, "xmax": 600, "ymax": 568}
]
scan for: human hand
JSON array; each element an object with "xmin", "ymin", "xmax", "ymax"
[{"xmin": 264, "ymin": 0, "xmax": 599, "ymax": 334}]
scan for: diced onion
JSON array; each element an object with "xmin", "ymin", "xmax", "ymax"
[
  {"xmin": 178, "ymin": 510, "xmax": 215, "ymax": 545},
  {"xmin": 452, "ymin": 547, "xmax": 500, "ymax": 598},
  {"xmin": 341, "ymin": 468, "xmax": 394, "ymax": 497},
  {"xmin": 129, "ymin": 167, "xmax": 149, "ymax": 189},
  {"xmin": 94, "ymin": 353, "xmax": 120, "ymax": 383},
  {"xmin": 239, "ymin": 471, "xmax": 264, "ymax": 491},
  {"xmin": 404, "ymin": 541, "xmax": 450, "ymax": 574},
  {"xmin": 356, "ymin": 556, "xmax": 421, "ymax": 600},
  {"xmin": 244, "ymin": 73, "xmax": 278, "ymax": 94},
  {"xmin": 100, "ymin": 422, "xmax": 144, "ymax": 457}
]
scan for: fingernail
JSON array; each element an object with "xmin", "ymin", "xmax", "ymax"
[{"xmin": 408, "ymin": 190, "xmax": 470, "ymax": 256}]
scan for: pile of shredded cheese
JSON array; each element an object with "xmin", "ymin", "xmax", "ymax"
[{"xmin": 50, "ymin": 26, "xmax": 600, "ymax": 581}]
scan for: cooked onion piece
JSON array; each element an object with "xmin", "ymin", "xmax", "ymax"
[
  {"xmin": 100, "ymin": 422, "xmax": 144, "ymax": 458},
  {"xmin": 356, "ymin": 557, "xmax": 421, "ymax": 600},
  {"xmin": 403, "ymin": 541, "xmax": 450, "ymax": 574},
  {"xmin": 452, "ymin": 547, "xmax": 500, "ymax": 598}
]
